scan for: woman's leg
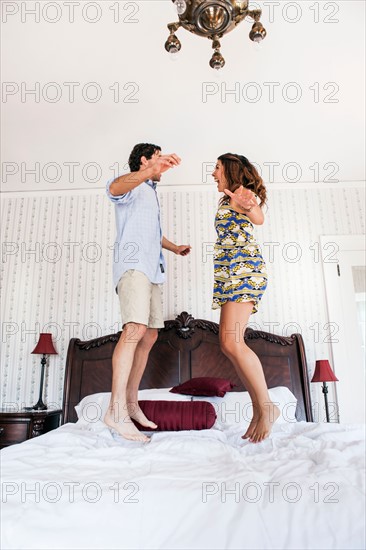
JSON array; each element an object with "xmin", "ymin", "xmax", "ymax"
[{"xmin": 219, "ymin": 301, "xmax": 279, "ymax": 442}]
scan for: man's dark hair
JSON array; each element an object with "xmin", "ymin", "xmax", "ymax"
[{"xmin": 128, "ymin": 143, "xmax": 161, "ymax": 172}]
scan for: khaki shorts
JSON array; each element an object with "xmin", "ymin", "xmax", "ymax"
[{"xmin": 117, "ymin": 270, "xmax": 164, "ymax": 329}]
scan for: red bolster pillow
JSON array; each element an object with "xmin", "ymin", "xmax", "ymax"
[{"xmin": 132, "ymin": 400, "xmax": 216, "ymax": 432}]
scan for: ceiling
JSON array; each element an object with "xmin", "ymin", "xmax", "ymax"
[{"xmin": 1, "ymin": 0, "xmax": 365, "ymax": 193}]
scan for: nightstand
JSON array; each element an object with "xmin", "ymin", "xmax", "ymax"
[{"xmin": 0, "ymin": 409, "xmax": 62, "ymax": 449}]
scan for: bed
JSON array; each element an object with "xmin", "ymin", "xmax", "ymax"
[{"xmin": 1, "ymin": 312, "xmax": 365, "ymax": 550}]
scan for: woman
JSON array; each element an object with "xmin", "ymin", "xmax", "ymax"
[{"xmin": 212, "ymin": 153, "xmax": 279, "ymax": 443}]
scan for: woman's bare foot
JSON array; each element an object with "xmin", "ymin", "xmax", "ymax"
[
  {"xmin": 242, "ymin": 411, "xmax": 260, "ymax": 440},
  {"xmin": 242, "ymin": 402, "xmax": 260, "ymax": 440},
  {"xmin": 104, "ymin": 411, "xmax": 150, "ymax": 442},
  {"xmin": 128, "ymin": 404, "xmax": 158, "ymax": 430},
  {"xmin": 242, "ymin": 403, "xmax": 280, "ymax": 443}
]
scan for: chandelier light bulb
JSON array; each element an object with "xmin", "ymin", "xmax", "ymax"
[
  {"xmin": 174, "ymin": 0, "xmax": 187, "ymax": 15},
  {"xmin": 169, "ymin": 52, "xmax": 180, "ymax": 63},
  {"xmin": 253, "ymin": 35, "xmax": 262, "ymax": 51},
  {"xmin": 253, "ymin": 39, "xmax": 261, "ymax": 52}
]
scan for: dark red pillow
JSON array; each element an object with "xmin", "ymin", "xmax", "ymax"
[
  {"xmin": 132, "ymin": 400, "xmax": 216, "ymax": 432},
  {"xmin": 170, "ymin": 377, "xmax": 235, "ymax": 397}
]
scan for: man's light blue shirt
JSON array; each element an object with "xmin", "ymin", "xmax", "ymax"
[{"xmin": 106, "ymin": 178, "xmax": 166, "ymax": 290}]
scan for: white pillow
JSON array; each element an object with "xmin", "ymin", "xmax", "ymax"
[
  {"xmin": 192, "ymin": 386, "xmax": 298, "ymax": 429},
  {"xmin": 138, "ymin": 388, "xmax": 192, "ymax": 402},
  {"xmin": 74, "ymin": 386, "xmax": 298, "ymax": 430},
  {"xmin": 75, "ymin": 392, "xmax": 110, "ymax": 426},
  {"xmin": 269, "ymin": 386, "xmax": 298, "ymax": 423},
  {"xmin": 75, "ymin": 388, "xmax": 192, "ymax": 426}
]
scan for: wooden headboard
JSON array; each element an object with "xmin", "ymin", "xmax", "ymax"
[{"xmin": 62, "ymin": 311, "xmax": 313, "ymax": 423}]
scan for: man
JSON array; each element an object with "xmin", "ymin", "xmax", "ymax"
[{"xmin": 105, "ymin": 143, "xmax": 190, "ymax": 441}]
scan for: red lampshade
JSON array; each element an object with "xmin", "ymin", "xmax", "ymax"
[
  {"xmin": 311, "ymin": 360, "xmax": 338, "ymax": 383},
  {"xmin": 31, "ymin": 333, "xmax": 58, "ymax": 355}
]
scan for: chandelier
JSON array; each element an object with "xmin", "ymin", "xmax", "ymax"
[{"xmin": 165, "ymin": 1, "xmax": 267, "ymax": 69}]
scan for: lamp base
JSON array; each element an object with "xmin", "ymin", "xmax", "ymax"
[
  {"xmin": 322, "ymin": 382, "xmax": 330, "ymax": 422},
  {"xmin": 28, "ymin": 355, "xmax": 48, "ymax": 411}
]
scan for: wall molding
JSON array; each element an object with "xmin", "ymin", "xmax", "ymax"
[{"xmin": 1, "ymin": 180, "xmax": 365, "ymax": 199}]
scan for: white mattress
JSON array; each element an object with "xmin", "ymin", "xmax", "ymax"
[{"xmin": 1, "ymin": 419, "xmax": 365, "ymax": 550}]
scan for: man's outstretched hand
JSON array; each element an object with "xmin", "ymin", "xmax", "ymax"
[
  {"xmin": 153, "ymin": 154, "xmax": 181, "ymax": 175},
  {"xmin": 176, "ymin": 245, "xmax": 191, "ymax": 256}
]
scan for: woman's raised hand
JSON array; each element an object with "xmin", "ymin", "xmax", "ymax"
[{"xmin": 224, "ymin": 187, "xmax": 257, "ymax": 211}]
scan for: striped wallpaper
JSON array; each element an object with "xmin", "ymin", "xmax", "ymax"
[{"xmin": 1, "ymin": 183, "xmax": 365, "ymax": 420}]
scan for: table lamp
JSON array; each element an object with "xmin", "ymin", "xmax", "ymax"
[
  {"xmin": 30, "ymin": 333, "xmax": 58, "ymax": 410},
  {"xmin": 311, "ymin": 359, "xmax": 339, "ymax": 422}
]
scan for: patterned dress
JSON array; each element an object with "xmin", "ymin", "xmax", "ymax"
[{"xmin": 212, "ymin": 204, "xmax": 268, "ymax": 314}]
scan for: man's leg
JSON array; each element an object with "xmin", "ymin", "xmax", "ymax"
[
  {"xmin": 126, "ymin": 280, "xmax": 163, "ymax": 427},
  {"xmin": 126, "ymin": 328, "xmax": 158, "ymax": 428},
  {"xmin": 104, "ymin": 270, "xmax": 155, "ymax": 442},
  {"xmin": 104, "ymin": 322, "xmax": 151, "ymax": 442}
]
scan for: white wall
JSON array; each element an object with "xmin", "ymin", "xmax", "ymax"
[{"xmin": 1, "ymin": 1, "xmax": 365, "ymax": 419}]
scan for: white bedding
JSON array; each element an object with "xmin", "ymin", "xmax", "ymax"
[{"xmin": 1, "ymin": 418, "xmax": 365, "ymax": 550}]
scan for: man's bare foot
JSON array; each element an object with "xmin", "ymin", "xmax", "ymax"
[
  {"xmin": 128, "ymin": 404, "xmax": 158, "ymax": 430},
  {"xmin": 104, "ymin": 412, "xmax": 150, "ymax": 442},
  {"xmin": 242, "ymin": 403, "xmax": 280, "ymax": 443}
]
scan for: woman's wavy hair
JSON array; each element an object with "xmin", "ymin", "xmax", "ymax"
[
  {"xmin": 217, "ymin": 153, "xmax": 267, "ymax": 208},
  {"xmin": 128, "ymin": 143, "xmax": 161, "ymax": 172}
]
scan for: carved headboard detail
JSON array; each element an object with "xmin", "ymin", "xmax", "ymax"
[{"xmin": 63, "ymin": 312, "xmax": 312, "ymax": 424}]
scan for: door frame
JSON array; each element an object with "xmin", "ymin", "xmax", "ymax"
[{"xmin": 321, "ymin": 235, "xmax": 366, "ymax": 423}]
